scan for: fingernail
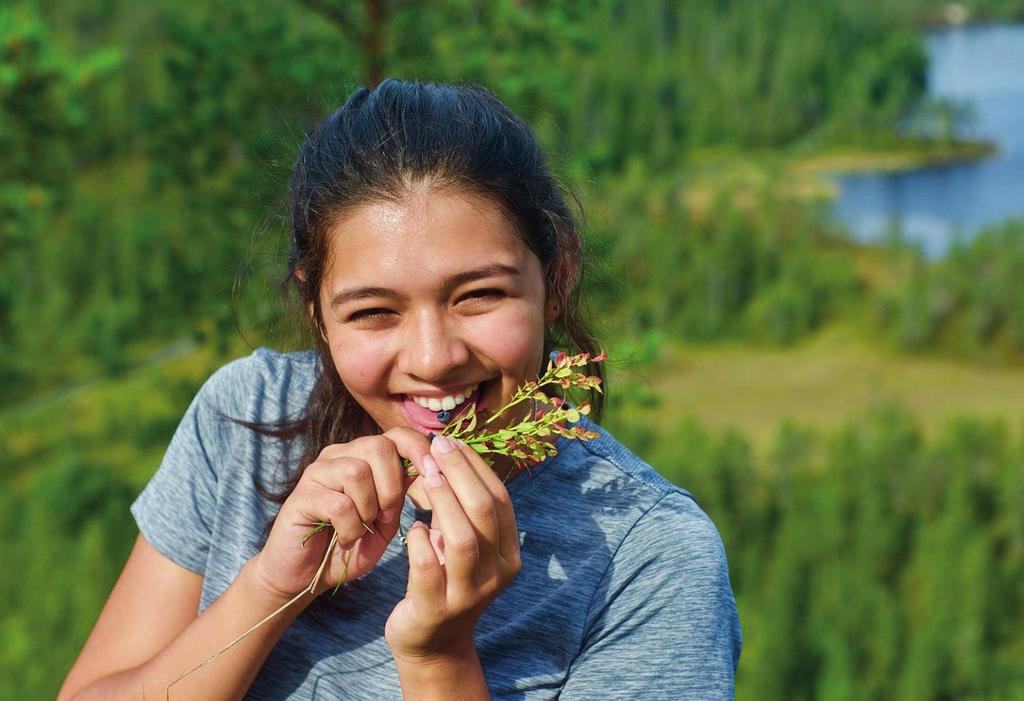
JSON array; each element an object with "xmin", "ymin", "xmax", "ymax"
[
  {"xmin": 431, "ymin": 434, "xmax": 454, "ymax": 454},
  {"xmin": 406, "ymin": 521, "xmax": 427, "ymax": 545},
  {"xmin": 380, "ymin": 507, "xmax": 399, "ymax": 523},
  {"xmin": 421, "ymin": 454, "xmax": 445, "ymax": 487}
]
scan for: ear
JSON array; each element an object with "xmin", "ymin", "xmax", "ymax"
[
  {"xmin": 544, "ymin": 292, "xmax": 560, "ymax": 324},
  {"xmin": 295, "ymin": 268, "xmax": 327, "ymax": 341}
]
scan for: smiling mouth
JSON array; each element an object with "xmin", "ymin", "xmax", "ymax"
[
  {"xmin": 397, "ymin": 381, "xmax": 489, "ymax": 433},
  {"xmin": 407, "ymin": 382, "xmax": 480, "ymax": 412}
]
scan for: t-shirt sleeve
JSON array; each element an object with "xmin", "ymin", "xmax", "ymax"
[
  {"xmin": 560, "ymin": 492, "xmax": 742, "ymax": 700},
  {"xmin": 130, "ymin": 357, "xmax": 253, "ymax": 575}
]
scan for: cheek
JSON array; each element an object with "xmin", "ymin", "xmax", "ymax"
[
  {"xmin": 329, "ymin": 334, "xmax": 392, "ymax": 394},
  {"xmin": 473, "ymin": 304, "xmax": 546, "ymax": 373}
]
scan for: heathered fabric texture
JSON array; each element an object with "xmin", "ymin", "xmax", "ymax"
[{"xmin": 131, "ymin": 347, "xmax": 742, "ymax": 699}]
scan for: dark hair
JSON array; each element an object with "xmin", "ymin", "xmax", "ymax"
[{"xmin": 238, "ymin": 79, "xmax": 604, "ymax": 576}]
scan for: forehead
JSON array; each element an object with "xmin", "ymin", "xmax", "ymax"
[{"xmin": 322, "ymin": 190, "xmax": 537, "ymax": 289}]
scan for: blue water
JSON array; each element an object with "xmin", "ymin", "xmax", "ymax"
[{"xmin": 831, "ymin": 24, "xmax": 1024, "ymax": 256}]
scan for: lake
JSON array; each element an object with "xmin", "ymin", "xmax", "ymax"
[{"xmin": 831, "ymin": 23, "xmax": 1024, "ymax": 257}]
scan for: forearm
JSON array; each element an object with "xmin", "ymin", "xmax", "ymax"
[
  {"xmin": 394, "ymin": 644, "xmax": 491, "ymax": 701},
  {"xmin": 67, "ymin": 558, "xmax": 313, "ymax": 701}
]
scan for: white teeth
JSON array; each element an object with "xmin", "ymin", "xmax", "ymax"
[{"xmin": 408, "ymin": 383, "xmax": 479, "ymax": 411}]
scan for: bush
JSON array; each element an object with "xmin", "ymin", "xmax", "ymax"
[{"xmin": 0, "ymin": 451, "xmax": 136, "ymax": 700}]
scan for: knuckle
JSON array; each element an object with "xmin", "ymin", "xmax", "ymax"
[
  {"xmin": 367, "ymin": 438, "xmax": 400, "ymax": 469},
  {"xmin": 378, "ymin": 485, "xmax": 403, "ymax": 508},
  {"xmin": 447, "ymin": 595, "xmax": 477, "ymax": 617},
  {"xmin": 384, "ymin": 425, "xmax": 428, "ymax": 448},
  {"xmin": 477, "ymin": 576, "xmax": 501, "ymax": 599},
  {"xmin": 351, "ymin": 434, "xmax": 387, "ymax": 454},
  {"xmin": 492, "ymin": 489, "xmax": 513, "ymax": 510},
  {"xmin": 382, "ymin": 426, "xmax": 412, "ymax": 441},
  {"xmin": 322, "ymin": 490, "xmax": 353, "ymax": 519},
  {"xmin": 339, "ymin": 458, "xmax": 370, "ymax": 483},
  {"xmin": 445, "ymin": 532, "xmax": 478, "ymax": 556},
  {"xmin": 411, "ymin": 551, "xmax": 437, "ymax": 572},
  {"xmin": 291, "ymin": 475, "xmax": 317, "ymax": 498},
  {"xmin": 463, "ymin": 497, "xmax": 496, "ymax": 522},
  {"xmin": 318, "ymin": 444, "xmax": 346, "ymax": 460},
  {"xmin": 301, "ymin": 461, "xmax": 326, "ymax": 481}
]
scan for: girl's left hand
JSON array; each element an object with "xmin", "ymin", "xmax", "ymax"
[{"xmin": 384, "ymin": 434, "xmax": 522, "ymax": 662}]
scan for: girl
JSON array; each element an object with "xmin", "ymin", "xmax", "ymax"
[{"xmin": 59, "ymin": 80, "xmax": 741, "ymax": 700}]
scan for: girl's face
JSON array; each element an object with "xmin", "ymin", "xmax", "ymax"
[{"xmin": 317, "ymin": 189, "xmax": 554, "ymax": 436}]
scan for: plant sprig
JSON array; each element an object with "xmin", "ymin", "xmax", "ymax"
[{"xmin": 435, "ymin": 349, "xmax": 605, "ymax": 469}]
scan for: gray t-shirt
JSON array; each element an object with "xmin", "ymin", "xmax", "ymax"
[{"xmin": 131, "ymin": 347, "xmax": 742, "ymax": 699}]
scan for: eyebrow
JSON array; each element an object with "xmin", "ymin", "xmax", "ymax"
[{"xmin": 329, "ymin": 263, "xmax": 522, "ymax": 310}]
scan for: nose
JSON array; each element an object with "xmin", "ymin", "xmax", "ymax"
[{"xmin": 397, "ymin": 308, "xmax": 470, "ymax": 382}]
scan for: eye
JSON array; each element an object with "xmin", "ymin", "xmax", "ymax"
[
  {"xmin": 458, "ymin": 288, "xmax": 506, "ymax": 304},
  {"xmin": 346, "ymin": 307, "xmax": 394, "ymax": 323}
]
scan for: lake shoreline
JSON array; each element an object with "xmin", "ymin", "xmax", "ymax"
[
  {"xmin": 681, "ymin": 137, "xmax": 998, "ymax": 218},
  {"xmin": 791, "ymin": 139, "xmax": 997, "ymax": 176}
]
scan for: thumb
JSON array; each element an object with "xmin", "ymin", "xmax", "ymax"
[{"xmin": 383, "ymin": 426, "xmax": 434, "ymax": 478}]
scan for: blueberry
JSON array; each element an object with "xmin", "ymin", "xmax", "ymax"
[
  {"xmin": 436, "ymin": 409, "xmax": 452, "ymax": 424},
  {"xmin": 549, "ymin": 349, "xmax": 561, "ymax": 361}
]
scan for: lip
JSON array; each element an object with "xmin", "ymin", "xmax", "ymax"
[{"xmin": 397, "ymin": 382, "xmax": 487, "ymax": 434}]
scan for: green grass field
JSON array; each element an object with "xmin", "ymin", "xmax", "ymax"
[{"xmin": 620, "ymin": 322, "xmax": 1024, "ymax": 456}]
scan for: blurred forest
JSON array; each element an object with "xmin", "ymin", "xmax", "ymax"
[{"xmin": 3, "ymin": 1, "xmax": 1024, "ymax": 699}]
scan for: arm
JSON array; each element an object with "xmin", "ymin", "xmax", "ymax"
[
  {"xmin": 59, "ymin": 359, "xmax": 418, "ymax": 699},
  {"xmin": 61, "ymin": 425, "xmax": 429, "ymax": 700},
  {"xmin": 59, "ymin": 534, "xmax": 313, "ymax": 701},
  {"xmin": 559, "ymin": 493, "xmax": 742, "ymax": 700}
]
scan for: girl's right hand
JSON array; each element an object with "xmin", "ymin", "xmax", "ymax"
[{"xmin": 250, "ymin": 427, "xmax": 431, "ymax": 600}]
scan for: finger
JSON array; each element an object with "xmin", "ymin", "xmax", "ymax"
[
  {"xmin": 382, "ymin": 426, "xmax": 433, "ymax": 480},
  {"xmin": 294, "ymin": 481, "xmax": 371, "ymax": 548},
  {"xmin": 419, "ymin": 453, "xmax": 480, "ymax": 586},
  {"xmin": 307, "ymin": 457, "xmax": 379, "ymax": 532},
  {"xmin": 428, "ymin": 526, "xmax": 446, "ymax": 566},
  {"xmin": 348, "ymin": 436, "xmax": 408, "ymax": 530},
  {"xmin": 454, "ymin": 440, "xmax": 521, "ymax": 563},
  {"xmin": 429, "ymin": 435, "xmax": 499, "ymax": 557},
  {"xmin": 405, "ymin": 521, "xmax": 446, "ymax": 611}
]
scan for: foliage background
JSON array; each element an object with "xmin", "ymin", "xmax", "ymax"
[{"xmin": 2, "ymin": 1, "xmax": 1024, "ymax": 698}]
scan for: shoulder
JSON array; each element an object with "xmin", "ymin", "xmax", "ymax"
[
  {"xmin": 552, "ymin": 420, "xmax": 742, "ymax": 675},
  {"xmin": 559, "ymin": 416, "xmax": 701, "ymax": 515},
  {"xmin": 194, "ymin": 346, "xmax": 320, "ymax": 422},
  {"xmin": 535, "ymin": 416, "xmax": 728, "ymax": 571},
  {"xmin": 559, "ymin": 418, "xmax": 731, "ymax": 577}
]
